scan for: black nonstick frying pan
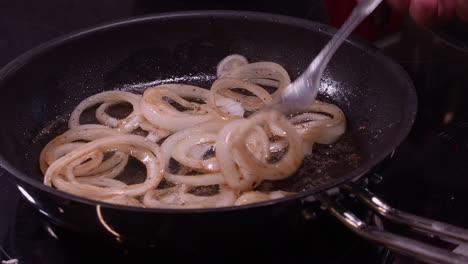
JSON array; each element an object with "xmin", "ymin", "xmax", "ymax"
[{"xmin": 0, "ymin": 11, "xmax": 467, "ymax": 264}]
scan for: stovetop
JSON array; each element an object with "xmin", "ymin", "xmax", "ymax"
[
  {"xmin": 0, "ymin": 187, "xmax": 388, "ymax": 264},
  {"xmin": 1, "ymin": 1, "xmax": 468, "ymax": 264}
]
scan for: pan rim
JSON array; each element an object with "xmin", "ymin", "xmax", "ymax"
[{"xmin": 0, "ymin": 10, "xmax": 418, "ymax": 214}]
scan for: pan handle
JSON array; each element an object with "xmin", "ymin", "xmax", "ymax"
[
  {"xmin": 343, "ymin": 182, "xmax": 468, "ymax": 245},
  {"xmin": 315, "ymin": 192, "xmax": 468, "ymax": 264}
]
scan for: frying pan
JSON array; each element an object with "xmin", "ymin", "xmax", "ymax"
[{"xmin": 0, "ymin": 11, "xmax": 467, "ymax": 263}]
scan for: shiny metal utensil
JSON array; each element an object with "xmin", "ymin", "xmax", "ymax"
[{"xmin": 271, "ymin": 0, "xmax": 384, "ymax": 113}]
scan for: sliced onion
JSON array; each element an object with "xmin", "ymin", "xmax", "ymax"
[
  {"xmin": 44, "ymin": 135, "xmax": 164, "ymax": 198},
  {"xmin": 69, "ymin": 91, "xmax": 141, "ymax": 132},
  {"xmin": 96, "ymin": 102, "xmax": 126, "ymax": 128},
  {"xmin": 292, "ymin": 100, "xmax": 346, "ymax": 144},
  {"xmin": 39, "ymin": 125, "xmax": 128, "ymax": 177},
  {"xmin": 76, "ymin": 177, "xmax": 127, "ymax": 188},
  {"xmin": 234, "ymin": 190, "xmax": 291, "ymax": 206},
  {"xmin": 143, "ymin": 184, "xmax": 237, "ymax": 208},
  {"xmin": 160, "ymin": 122, "xmax": 226, "ymax": 186},
  {"xmin": 223, "ymin": 61, "xmax": 291, "ymax": 90},
  {"xmin": 171, "ymin": 133, "xmax": 218, "ymax": 172},
  {"xmin": 216, "ymin": 111, "xmax": 303, "ymax": 191},
  {"xmin": 209, "ymin": 78, "xmax": 272, "ymax": 120},
  {"xmin": 100, "ymin": 195, "xmax": 142, "ymax": 207},
  {"xmin": 217, "ymin": 54, "xmax": 248, "ymax": 77},
  {"xmin": 214, "ymin": 95, "xmax": 245, "ymax": 117},
  {"xmin": 40, "ymin": 54, "xmax": 348, "ymax": 208},
  {"xmin": 140, "ymin": 84, "xmax": 215, "ymax": 132}
]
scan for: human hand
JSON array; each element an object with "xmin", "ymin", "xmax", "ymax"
[{"xmin": 386, "ymin": 0, "xmax": 468, "ymax": 24}]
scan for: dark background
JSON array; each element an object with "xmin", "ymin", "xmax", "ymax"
[{"xmin": 0, "ymin": 0, "xmax": 332, "ymax": 68}]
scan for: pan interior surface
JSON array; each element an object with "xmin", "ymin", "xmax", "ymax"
[{"xmin": 0, "ymin": 11, "xmax": 416, "ymax": 207}]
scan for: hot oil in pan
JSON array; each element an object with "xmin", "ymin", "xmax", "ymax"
[
  {"xmin": 257, "ymin": 133, "xmax": 361, "ymax": 193},
  {"xmin": 32, "ymin": 95, "xmax": 362, "ymax": 198}
]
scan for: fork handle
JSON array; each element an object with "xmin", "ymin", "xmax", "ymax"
[{"xmin": 303, "ymin": 0, "xmax": 384, "ymax": 84}]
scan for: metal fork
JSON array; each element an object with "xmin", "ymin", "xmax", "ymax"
[{"xmin": 271, "ymin": 0, "xmax": 384, "ymax": 113}]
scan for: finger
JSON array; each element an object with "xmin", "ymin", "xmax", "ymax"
[
  {"xmin": 387, "ymin": 0, "xmax": 411, "ymax": 13},
  {"xmin": 456, "ymin": 0, "xmax": 468, "ymax": 21},
  {"xmin": 437, "ymin": 0, "xmax": 456, "ymax": 22},
  {"xmin": 409, "ymin": 0, "xmax": 439, "ymax": 25}
]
